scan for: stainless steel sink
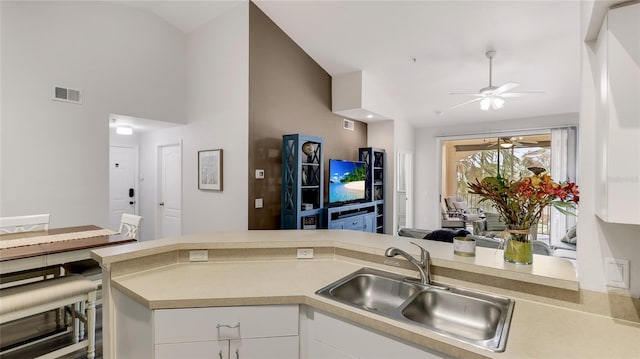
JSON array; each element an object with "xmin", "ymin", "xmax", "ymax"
[
  {"xmin": 315, "ymin": 268, "xmax": 515, "ymax": 352},
  {"xmin": 317, "ymin": 268, "xmax": 421, "ymax": 313}
]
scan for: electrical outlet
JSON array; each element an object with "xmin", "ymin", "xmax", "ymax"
[
  {"xmin": 255, "ymin": 198, "xmax": 263, "ymax": 208},
  {"xmin": 189, "ymin": 250, "xmax": 208, "ymax": 262},
  {"xmin": 297, "ymin": 248, "xmax": 314, "ymax": 259}
]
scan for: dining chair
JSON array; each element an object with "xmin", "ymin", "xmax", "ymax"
[
  {"xmin": 0, "ymin": 214, "xmax": 60, "ymax": 290},
  {"xmin": 64, "ymin": 213, "xmax": 143, "ymax": 316},
  {"xmin": 0, "ymin": 213, "xmax": 50, "ymax": 234},
  {"xmin": 0, "ymin": 274, "xmax": 98, "ymax": 359},
  {"xmin": 120, "ymin": 213, "xmax": 143, "ymax": 239}
]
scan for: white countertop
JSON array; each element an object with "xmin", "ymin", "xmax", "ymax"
[{"xmin": 93, "ymin": 230, "xmax": 640, "ymax": 358}]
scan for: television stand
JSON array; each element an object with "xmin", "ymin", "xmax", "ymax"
[{"xmin": 326, "ymin": 202, "xmax": 376, "ymax": 233}]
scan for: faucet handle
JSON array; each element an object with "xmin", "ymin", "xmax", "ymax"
[{"xmin": 410, "ymin": 241, "xmax": 429, "ymax": 264}]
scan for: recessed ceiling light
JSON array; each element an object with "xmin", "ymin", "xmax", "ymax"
[
  {"xmin": 366, "ymin": 114, "xmax": 374, "ymax": 119},
  {"xmin": 116, "ymin": 126, "xmax": 133, "ymax": 135}
]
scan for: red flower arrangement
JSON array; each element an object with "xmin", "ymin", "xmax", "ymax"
[{"xmin": 467, "ymin": 171, "xmax": 579, "ymax": 233}]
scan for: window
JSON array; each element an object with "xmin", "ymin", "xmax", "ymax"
[{"xmin": 442, "ymin": 133, "xmax": 557, "ymax": 237}]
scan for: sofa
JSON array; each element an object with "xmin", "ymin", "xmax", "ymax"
[
  {"xmin": 398, "ymin": 225, "xmax": 575, "ymax": 259},
  {"xmin": 397, "ymin": 227, "xmax": 503, "ymax": 250}
]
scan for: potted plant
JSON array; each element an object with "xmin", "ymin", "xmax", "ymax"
[{"xmin": 467, "ymin": 168, "xmax": 579, "ymax": 264}]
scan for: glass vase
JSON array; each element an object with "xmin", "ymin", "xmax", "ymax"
[{"xmin": 503, "ymin": 227, "xmax": 533, "ymax": 265}]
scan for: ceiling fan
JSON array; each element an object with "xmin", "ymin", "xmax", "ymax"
[
  {"xmin": 484, "ymin": 137, "xmax": 542, "ymax": 149},
  {"xmin": 450, "ymin": 50, "xmax": 544, "ymax": 111}
]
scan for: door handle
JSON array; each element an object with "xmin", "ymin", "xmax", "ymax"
[
  {"xmin": 159, "ymin": 202, "xmax": 165, "ymax": 206},
  {"xmin": 129, "ymin": 201, "xmax": 135, "ymax": 205}
]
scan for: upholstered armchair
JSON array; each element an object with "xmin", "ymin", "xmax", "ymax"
[
  {"xmin": 472, "ymin": 212, "xmax": 507, "ymax": 237},
  {"xmin": 445, "ymin": 196, "xmax": 481, "ymax": 224},
  {"xmin": 440, "ymin": 206, "xmax": 465, "ymax": 229}
]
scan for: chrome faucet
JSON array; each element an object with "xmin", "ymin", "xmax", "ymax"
[{"xmin": 385, "ymin": 242, "xmax": 431, "ymax": 285}]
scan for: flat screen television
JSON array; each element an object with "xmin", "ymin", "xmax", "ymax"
[{"xmin": 328, "ymin": 159, "xmax": 367, "ymax": 205}]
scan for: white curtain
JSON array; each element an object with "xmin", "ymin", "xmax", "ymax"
[{"xmin": 550, "ymin": 127, "xmax": 577, "ymax": 241}]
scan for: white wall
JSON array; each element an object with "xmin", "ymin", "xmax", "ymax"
[
  {"xmin": 368, "ymin": 121, "xmax": 395, "ymax": 234},
  {"xmin": 578, "ymin": 1, "xmax": 640, "ymax": 297},
  {"xmin": 0, "ymin": 1, "xmax": 186, "ymax": 227},
  {"xmin": 413, "ymin": 113, "xmax": 578, "ymax": 230},
  {"xmin": 182, "ymin": 2, "xmax": 249, "ymax": 233}
]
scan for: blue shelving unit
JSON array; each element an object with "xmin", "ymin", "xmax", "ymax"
[
  {"xmin": 359, "ymin": 147, "xmax": 385, "ymax": 234},
  {"xmin": 281, "ymin": 134, "xmax": 324, "ymax": 229}
]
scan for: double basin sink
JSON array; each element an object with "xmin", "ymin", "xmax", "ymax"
[{"xmin": 315, "ymin": 267, "xmax": 515, "ymax": 352}]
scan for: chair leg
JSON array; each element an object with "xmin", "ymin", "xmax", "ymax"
[
  {"xmin": 79, "ymin": 301, "xmax": 86, "ymax": 340},
  {"xmin": 55, "ymin": 307, "xmax": 64, "ymax": 327},
  {"xmin": 87, "ymin": 292, "xmax": 97, "ymax": 359},
  {"xmin": 73, "ymin": 302, "xmax": 80, "ymax": 343}
]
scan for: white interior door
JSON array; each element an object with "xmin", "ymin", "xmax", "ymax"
[
  {"xmin": 396, "ymin": 151, "xmax": 414, "ymax": 232},
  {"xmin": 158, "ymin": 144, "xmax": 182, "ymax": 239},
  {"xmin": 109, "ymin": 146, "xmax": 137, "ymax": 232}
]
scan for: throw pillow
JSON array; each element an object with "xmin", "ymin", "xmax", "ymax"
[
  {"xmin": 424, "ymin": 229, "xmax": 471, "ymax": 242},
  {"xmin": 424, "ymin": 229, "xmax": 456, "ymax": 243},
  {"xmin": 453, "ymin": 201, "xmax": 468, "ymax": 213},
  {"xmin": 561, "ymin": 225, "xmax": 577, "ymax": 245}
]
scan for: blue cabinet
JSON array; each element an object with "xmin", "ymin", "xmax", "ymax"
[
  {"xmin": 326, "ymin": 202, "xmax": 376, "ymax": 233},
  {"xmin": 281, "ymin": 134, "xmax": 324, "ymax": 229},
  {"xmin": 359, "ymin": 148, "xmax": 386, "ymax": 234}
]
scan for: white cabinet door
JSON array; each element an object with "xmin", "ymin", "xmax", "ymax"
[
  {"xmin": 155, "ymin": 340, "xmax": 228, "ymax": 359},
  {"xmin": 230, "ymin": 336, "xmax": 298, "ymax": 359},
  {"xmin": 308, "ymin": 338, "xmax": 357, "ymax": 359},
  {"xmin": 305, "ymin": 308, "xmax": 447, "ymax": 359},
  {"xmin": 595, "ymin": 3, "xmax": 640, "ymax": 224}
]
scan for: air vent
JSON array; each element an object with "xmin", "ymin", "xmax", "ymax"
[
  {"xmin": 342, "ymin": 119, "xmax": 355, "ymax": 131},
  {"xmin": 53, "ymin": 86, "xmax": 82, "ymax": 104}
]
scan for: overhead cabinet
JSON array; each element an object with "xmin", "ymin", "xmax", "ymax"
[{"xmin": 594, "ymin": 2, "xmax": 640, "ymax": 225}]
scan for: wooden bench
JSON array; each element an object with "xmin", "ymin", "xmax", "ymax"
[{"xmin": 0, "ymin": 274, "xmax": 97, "ymax": 359}]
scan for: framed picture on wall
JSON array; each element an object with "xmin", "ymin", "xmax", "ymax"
[{"xmin": 198, "ymin": 149, "xmax": 223, "ymax": 191}]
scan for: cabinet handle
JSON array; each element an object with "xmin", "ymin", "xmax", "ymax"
[
  {"xmin": 235, "ymin": 348, "xmax": 239, "ymax": 359},
  {"xmin": 216, "ymin": 322, "xmax": 240, "ymax": 329},
  {"xmin": 218, "ymin": 350, "xmax": 223, "ymax": 359}
]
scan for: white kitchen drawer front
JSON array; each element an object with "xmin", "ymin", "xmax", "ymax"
[
  {"xmin": 154, "ymin": 305, "xmax": 299, "ymax": 344},
  {"xmin": 155, "ymin": 340, "xmax": 228, "ymax": 359},
  {"xmin": 230, "ymin": 336, "xmax": 299, "ymax": 359}
]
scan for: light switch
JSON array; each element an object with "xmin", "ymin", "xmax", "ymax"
[
  {"xmin": 255, "ymin": 169, "xmax": 265, "ymax": 179},
  {"xmin": 255, "ymin": 198, "xmax": 263, "ymax": 208},
  {"xmin": 604, "ymin": 257, "xmax": 629, "ymax": 289}
]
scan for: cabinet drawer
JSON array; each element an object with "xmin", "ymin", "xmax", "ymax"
[
  {"xmin": 156, "ymin": 340, "xmax": 228, "ymax": 359},
  {"xmin": 343, "ymin": 218, "xmax": 364, "ymax": 230},
  {"xmin": 154, "ymin": 305, "xmax": 298, "ymax": 344}
]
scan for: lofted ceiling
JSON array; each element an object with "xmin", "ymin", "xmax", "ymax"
[{"xmin": 120, "ymin": 0, "xmax": 581, "ymax": 129}]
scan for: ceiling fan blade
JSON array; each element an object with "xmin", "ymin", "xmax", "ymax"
[
  {"xmin": 449, "ymin": 92, "xmax": 484, "ymax": 96},
  {"xmin": 494, "ymin": 82, "xmax": 520, "ymax": 94},
  {"xmin": 450, "ymin": 97, "xmax": 483, "ymax": 109},
  {"xmin": 500, "ymin": 91, "xmax": 545, "ymax": 98}
]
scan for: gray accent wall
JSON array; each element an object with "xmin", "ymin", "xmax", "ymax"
[{"xmin": 248, "ymin": 3, "xmax": 368, "ymax": 230}]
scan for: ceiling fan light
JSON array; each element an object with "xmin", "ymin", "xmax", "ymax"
[
  {"xmin": 500, "ymin": 142, "xmax": 513, "ymax": 148},
  {"xmin": 480, "ymin": 97, "xmax": 491, "ymax": 111},
  {"xmin": 492, "ymin": 97, "xmax": 505, "ymax": 109}
]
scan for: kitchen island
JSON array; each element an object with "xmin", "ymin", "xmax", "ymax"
[{"xmin": 92, "ymin": 230, "xmax": 639, "ymax": 358}]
